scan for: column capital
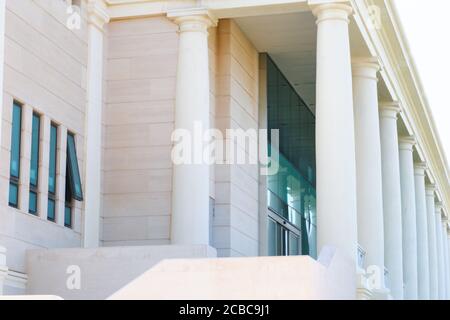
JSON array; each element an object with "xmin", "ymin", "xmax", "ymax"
[
  {"xmin": 352, "ymin": 57, "xmax": 380, "ymax": 81},
  {"xmin": 87, "ymin": 0, "xmax": 110, "ymax": 31},
  {"xmin": 309, "ymin": 0, "xmax": 353, "ymax": 24},
  {"xmin": 426, "ymin": 184, "xmax": 436, "ymax": 196},
  {"xmin": 414, "ymin": 162, "xmax": 428, "ymax": 176},
  {"xmin": 167, "ymin": 8, "xmax": 217, "ymax": 33},
  {"xmin": 379, "ymin": 101, "xmax": 401, "ymax": 119},
  {"xmin": 435, "ymin": 201, "xmax": 443, "ymax": 213},
  {"xmin": 399, "ymin": 136, "xmax": 416, "ymax": 151}
]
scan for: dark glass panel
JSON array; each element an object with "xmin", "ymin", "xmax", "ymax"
[
  {"xmin": 64, "ymin": 205, "xmax": 72, "ymax": 228},
  {"xmin": 29, "ymin": 191, "xmax": 38, "ymax": 215},
  {"xmin": 267, "ymin": 218, "xmax": 277, "ymax": 256},
  {"xmin": 66, "ymin": 133, "xmax": 83, "ymax": 201},
  {"xmin": 30, "ymin": 114, "xmax": 40, "ymax": 187},
  {"xmin": 47, "ymin": 199, "xmax": 56, "ymax": 221},
  {"xmin": 266, "ymin": 55, "xmax": 317, "ymax": 258},
  {"xmin": 9, "ymin": 182, "xmax": 18, "ymax": 208},
  {"xmin": 48, "ymin": 124, "xmax": 57, "ymax": 194},
  {"xmin": 10, "ymin": 103, "xmax": 22, "ymax": 178}
]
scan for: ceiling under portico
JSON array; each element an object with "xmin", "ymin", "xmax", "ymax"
[{"xmin": 235, "ymin": 10, "xmax": 392, "ymax": 114}]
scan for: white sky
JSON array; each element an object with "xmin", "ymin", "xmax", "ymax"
[{"xmin": 395, "ymin": 0, "xmax": 450, "ymax": 171}]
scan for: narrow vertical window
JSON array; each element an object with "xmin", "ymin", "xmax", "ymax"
[
  {"xmin": 47, "ymin": 124, "xmax": 58, "ymax": 221},
  {"xmin": 29, "ymin": 113, "xmax": 40, "ymax": 215},
  {"xmin": 65, "ymin": 132, "xmax": 83, "ymax": 228},
  {"xmin": 9, "ymin": 102, "xmax": 22, "ymax": 208}
]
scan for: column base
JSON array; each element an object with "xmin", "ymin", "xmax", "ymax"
[
  {"xmin": 356, "ymin": 268, "xmax": 392, "ymax": 300},
  {"xmin": 0, "ymin": 266, "xmax": 8, "ymax": 295},
  {"xmin": 371, "ymin": 288, "xmax": 393, "ymax": 300},
  {"xmin": 357, "ymin": 268, "xmax": 373, "ymax": 300}
]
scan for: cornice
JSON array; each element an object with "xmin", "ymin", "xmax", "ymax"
[{"xmin": 351, "ymin": 0, "xmax": 449, "ymax": 219}]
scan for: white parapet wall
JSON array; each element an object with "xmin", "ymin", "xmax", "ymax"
[
  {"xmin": 25, "ymin": 245, "xmax": 217, "ymax": 300},
  {"xmin": 109, "ymin": 246, "xmax": 356, "ymax": 300},
  {"xmin": 24, "ymin": 245, "xmax": 355, "ymax": 300}
]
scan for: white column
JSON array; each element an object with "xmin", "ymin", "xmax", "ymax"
[
  {"xmin": 379, "ymin": 102, "xmax": 404, "ymax": 300},
  {"xmin": 425, "ymin": 185, "xmax": 439, "ymax": 300},
  {"xmin": 399, "ymin": 136, "xmax": 418, "ymax": 300},
  {"xmin": 414, "ymin": 162, "xmax": 430, "ymax": 300},
  {"xmin": 442, "ymin": 220, "xmax": 449, "ymax": 299},
  {"xmin": 56, "ymin": 126, "xmax": 68, "ymax": 226},
  {"xmin": 435, "ymin": 203, "xmax": 445, "ymax": 299},
  {"xmin": 0, "ymin": 246, "xmax": 8, "ymax": 295},
  {"xmin": 352, "ymin": 58, "xmax": 385, "ymax": 276},
  {"xmin": 38, "ymin": 116, "xmax": 51, "ymax": 221},
  {"xmin": 311, "ymin": 2, "xmax": 357, "ymax": 265},
  {"xmin": 83, "ymin": 1, "xmax": 109, "ymax": 248},
  {"xmin": 0, "ymin": 0, "xmax": 6, "ymax": 149},
  {"xmin": 447, "ymin": 229, "xmax": 450, "ymax": 299},
  {"xmin": 168, "ymin": 9, "xmax": 217, "ymax": 245}
]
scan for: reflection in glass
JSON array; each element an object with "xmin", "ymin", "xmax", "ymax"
[{"xmin": 266, "ymin": 55, "xmax": 317, "ymax": 258}]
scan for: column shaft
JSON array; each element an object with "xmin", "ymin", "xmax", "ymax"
[
  {"xmin": 352, "ymin": 59, "xmax": 385, "ymax": 274},
  {"xmin": 399, "ymin": 137, "xmax": 418, "ymax": 299},
  {"xmin": 169, "ymin": 10, "xmax": 216, "ymax": 245},
  {"xmin": 447, "ymin": 231, "xmax": 450, "ymax": 299},
  {"xmin": 312, "ymin": 3, "xmax": 357, "ymax": 264},
  {"xmin": 83, "ymin": 3, "xmax": 109, "ymax": 247},
  {"xmin": 414, "ymin": 163, "xmax": 430, "ymax": 299},
  {"xmin": 425, "ymin": 186, "xmax": 438, "ymax": 300},
  {"xmin": 442, "ymin": 221, "xmax": 449, "ymax": 299},
  {"xmin": 435, "ymin": 205, "xmax": 445, "ymax": 299},
  {"xmin": 379, "ymin": 103, "xmax": 404, "ymax": 299},
  {"xmin": 0, "ymin": 0, "xmax": 5, "ymax": 150}
]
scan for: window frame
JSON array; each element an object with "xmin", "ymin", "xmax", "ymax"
[
  {"xmin": 66, "ymin": 133, "xmax": 83, "ymax": 201},
  {"xmin": 64, "ymin": 132, "xmax": 83, "ymax": 229},
  {"xmin": 9, "ymin": 102, "xmax": 22, "ymax": 208},
  {"xmin": 28, "ymin": 112, "xmax": 41, "ymax": 215},
  {"xmin": 47, "ymin": 123, "xmax": 58, "ymax": 222}
]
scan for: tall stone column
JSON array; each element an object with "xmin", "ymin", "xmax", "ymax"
[
  {"xmin": 425, "ymin": 185, "xmax": 439, "ymax": 300},
  {"xmin": 442, "ymin": 220, "xmax": 449, "ymax": 299},
  {"xmin": 311, "ymin": 2, "xmax": 358, "ymax": 265},
  {"xmin": 447, "ymin": 228, "xmax": 450, "ymax": 299},
  {"xmin": 379, "ymin": 102, "xmax": 404, "ymax": 300},
  {"xmin": 168, "ymin": 9, "xmax": 217, "ymax": 245},
  {"xmin": 399, "ymin": 136, "xmax": 418, "ymax": 300},
  {"xmin": 414, "ymin": 162, "xmax": 430, "ymax": 300},
  {"xmin": 0, "ymin": 246, "xmax": 8, "ymax": 295},
  {"xmin": 435, "ymin": 203, "xmax": 445, "ymax": 299},
  {"xmin": 83, "ymin": 1, "xmax": 109, "ymax": 248},
  {"xmin": 352, "ymin": 58, "xmax": 386, "ymax": 287},
  {"xmin": 0, "ymin": 0, "xmax": 6, "ymax": 150}
]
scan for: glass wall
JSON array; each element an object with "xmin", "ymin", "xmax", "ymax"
[{"xmin": 266, "ymin": 55, "xmax": 317, "ymax": 258}]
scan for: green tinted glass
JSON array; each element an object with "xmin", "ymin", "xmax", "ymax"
[
  {"xmin": 47, "ymin": 199, "xmax": 56, "ymax": 221},
  {"xmin": 266, "ymin": 55, "xmax": 317, "ymax": 258},
  {"xmin": 10, "ymin": 103, "xmax": 22, "ymax": 178},
  {"xmin": 267, "ymin": 218, "xmax": 277, "ymax": 256},
  {"xmin": 30, "ymin": 114, "xmax": 40, "ymax": 187},
  {"xmin": 48, "ymin": 125, "xmax": 57, "ymax": 194},
  {"xmin": 29, "ymin": 191, "xmax": 38, "ymax": 215},
  {"xmin": 64, "ymin": 205, "xmax": 72, "ymax": 228},
  {"xmin": 9, "ymin": 183, "xmax": 18, "ymax": 207},
  {"xmin": 66, "ymin": 133, "xmax": 83, "ymax": 201}
]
